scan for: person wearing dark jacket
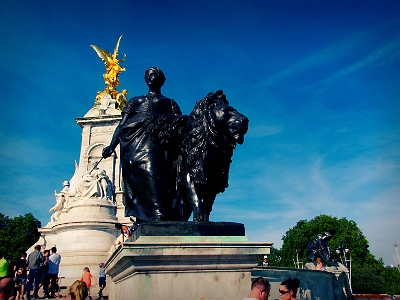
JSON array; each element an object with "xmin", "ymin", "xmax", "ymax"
[{"xmin": 26, "ymin": 245, "xmax": 44, "ymax": 299}]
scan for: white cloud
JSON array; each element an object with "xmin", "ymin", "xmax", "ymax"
[
  {"xmin": 258, "ymin": 22, "xmax": 400, "ymax": 88},
  {"xmin": 305, "ymin": 38, "xmax": 400, "ymax": 91}
]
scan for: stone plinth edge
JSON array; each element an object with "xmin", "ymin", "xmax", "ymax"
[
  {"xmin": 106, "ymin": 236, "xmax": 272, "ymax": 282},
  {"xmin": 132, "ymin": 221, "xmax": 245, "ymax": 241},
  {"xmin": 105, "ymin": 235, "xmax": 272, "ymax": 300},
  {"xmin": 75, "ymin": 114, "xmax": 121, "ymax": 126}
]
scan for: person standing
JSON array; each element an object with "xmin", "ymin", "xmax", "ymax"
[
  {"xmin": 14, "ymin": 253, "xmax": 28, "ymax": 299},
  {"xmin": 0, "ymin": 253, "xmax": 8, "ymax": 279},
  {"xmin": 40, "ymin": 250, "xmax": 50, "ymax": 298},
  {"xmin": 243, "ymin": 276, "xmax": 270, "ymax": 300},
  {"xmin": 80, "ymin": 267, "xmax": 93, "ymax": 300},
  {"xmin": 315, "ymin": 257, "xmax": 326, "ymax": 271},
  {"xmin": 279, "ymin": 277, "xmax": 300, "ymax": 300},
  {"xmin": 47, "ymin": 247, "xmax": 61, "ymax": 298},
  {"xmin": 262, "ymin": 255, "xmax": 269, "ymax": 267},
  {"xmin": 97, "ymin": 263, "xmax": 106, "ymax": 299},
  {"xmin": 26, "ymin": 245, "xmax": 44, "ymax": 299}
]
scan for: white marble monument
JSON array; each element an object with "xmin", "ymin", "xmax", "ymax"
[{"xmin": 34, "ymin": 97, "xmax": 130, "ymax": 288}]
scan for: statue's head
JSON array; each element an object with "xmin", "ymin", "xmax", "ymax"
[{"xmin": 144, "ymin": 67, "xmax": 166, "ymax": 88}]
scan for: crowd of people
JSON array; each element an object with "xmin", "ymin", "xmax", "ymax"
[
  {"xmin": 0, "ymin": 247, "xmax": 106, "ymax": 300},
  {"xmin": 4, "ymin": 255, "xmax": 299, "ymax": 300},
  {"xmin": 0, "ymin": 246, "xmax": 61, "ymax": 300}
]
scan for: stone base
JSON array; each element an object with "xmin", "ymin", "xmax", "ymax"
[
  {"xmin": 109, "ymin": 269, "xmax": 251, "ymax": 300},
  {"xmin": 36, "ymin": 198, "xmax": 122, "ymax": 288},
  {"xmin": 39, "ymin": 220, "xmax": 119, "ymax": 288},
  {"xmin": 105, "ymin": 222, "xmax": 272, "ymax": 300},
  {"xmin": 131, "ymin": 221, "xmax": 245, "ymax": 240}
]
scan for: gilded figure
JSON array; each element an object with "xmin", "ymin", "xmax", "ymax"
[{"xmin": 91, "ymin": 35, "xmax": 127, "ymax": 110}]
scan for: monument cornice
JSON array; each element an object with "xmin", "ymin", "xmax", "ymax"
[
  {"xmin": 75, "ymin": 115, "xmax": 122, "ymax": 128},
  {"xmin": 40, "ymin": 219, "xmax": 118, "ymax": 233}
]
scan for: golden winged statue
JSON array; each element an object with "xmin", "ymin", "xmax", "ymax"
[{"xmin": 90, "ymin": 35, "xmax": 128, "ymax": 111}]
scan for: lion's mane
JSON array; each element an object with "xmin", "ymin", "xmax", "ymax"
[{"xmin": 180, "ymin": 90, "xmax": 234, "ymax": 195}]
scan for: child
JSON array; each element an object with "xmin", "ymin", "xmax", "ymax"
[
  {"xmin": 98, "ymin": 263, "xmax": 106, "ymax": 299},
  {"xmin": 80, "ymin": 267, "xmax": 93, "ymax": 299},
  {"xmin": 316, "ymin": 257, "xmax": 326, "ymax": 271},
  {"xmin": 13, "ymin": 277, "xmax": 22, "ymax": 300}
]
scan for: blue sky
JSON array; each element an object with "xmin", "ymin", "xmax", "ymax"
[{"xmin": 1, "ymin": 1, "xmax": 399, "ymax": 265}]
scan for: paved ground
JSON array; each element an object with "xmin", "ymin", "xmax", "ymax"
[{"xmin": 26, "ymin": 285, "xmax": 108, "ymax": 299}]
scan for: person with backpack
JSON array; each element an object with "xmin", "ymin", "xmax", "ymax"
[
  {"xmin": 14, "ymin": 253, "xmax": 28, "ymax": 299},
  {"xmin": 26, "ymin": 245, "xmax": 44, "ymax": 300}
]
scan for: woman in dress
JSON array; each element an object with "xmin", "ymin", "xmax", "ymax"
[{"xmin": 102, "ymin": 67, "xmax": 186, "ymax": 222}]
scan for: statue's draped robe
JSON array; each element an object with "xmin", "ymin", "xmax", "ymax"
[{"xmin": 119, "ymin": 95, "xmax": 185, "ymax": 221}]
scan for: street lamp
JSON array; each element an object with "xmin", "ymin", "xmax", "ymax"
[
  {"xmin": 336, "ymin": 241, "xmax": 349, "ymax": 267},
  {"xmin": 336, "ymin": 241, "xmax": 352, "ymax": 291}
]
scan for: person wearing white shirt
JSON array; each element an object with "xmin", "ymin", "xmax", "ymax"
[{"xmin": 46, "ymin": 247, "xmax": 61, "ymax": 298}]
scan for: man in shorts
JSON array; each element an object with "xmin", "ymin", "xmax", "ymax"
[{"xmin": 98, "ymin": 263, "xmax": 106, "ymax": 299}]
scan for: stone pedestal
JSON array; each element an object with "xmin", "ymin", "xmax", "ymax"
[
  {"xmin": 105, "ymin": 222, "xmax": 273, "ymax": 300},
  {"xmin": 75, "ymin": 112, "xmax": 126, "ymax": 220}
]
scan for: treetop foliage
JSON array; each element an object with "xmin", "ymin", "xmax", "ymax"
[
  {"xmin": 0, "ymin": 212, "xmax": 41, "ymax": 263},
  {"xmin": 268, "ymin": 214, "xmax": 400, "ymax": 294},
  {"xmin": 279, "ymin": 214, "xmax": 370, "ymax": 268}
]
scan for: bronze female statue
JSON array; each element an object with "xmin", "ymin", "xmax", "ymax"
[{"xmin": 102, "ymin": 67, "xmax": 187, "ymax": 222}]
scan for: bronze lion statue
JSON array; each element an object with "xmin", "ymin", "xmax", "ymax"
[{"xmin": 177, "ymin": 90, "xmax": 249, "ymax": 221}]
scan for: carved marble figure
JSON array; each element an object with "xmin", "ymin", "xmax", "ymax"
[
  {"xmin": 102, "ymin": 67, "xmax": 187, "ymax": 222},
  {"xmin": 94, "ymin": 93, "xmax": 116, "ymax": 114},
  {"xmin": 49, "ymin": 191, "xmax": 66, "ymax": 222},
  {"xmin": 56, "ymin": 180, "xmax": 75, "ymax": 208},
  {"xmin": 92, "ymin": 168, "xmax": 114, "ymax": 201},
  {"xmin": 51, "ymin": 162, "xmax": 79, "ymax": 213},
  {"xmin": 76, "ymin": 169, "xmax": 114, "ymax": 201},
  {"xmin": 177, "ymin": 90, "xmax": 249, "ymax": 221}
]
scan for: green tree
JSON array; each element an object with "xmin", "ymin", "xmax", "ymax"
[
  {"xmin": 277, "ymin": 214, "xmax": 396, "ymax": 294},
  {"xmin": 382, "ymin": 267, "xmax": 400, "ymax": 295},
  {"xmin": 267, "ymin": 246, "xmax": 282, "ymax": 267},
  {"xmin": 279, "ymin": 214, "xmax": 370, "ymax": 268},
  {"xmin": 352, "ymin": 267, "xmax": 385, "ymax": 294},
  {"xmin": 0, "ymin": 213, "xmax": 41, "ymax": 263}
]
